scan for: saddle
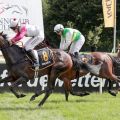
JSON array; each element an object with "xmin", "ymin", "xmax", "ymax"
[{"xmin": 78, "ymin": 53, "xmax": 96, "ymax": 64}]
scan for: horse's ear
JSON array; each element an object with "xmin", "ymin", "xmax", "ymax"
[{"xmin": 0, "ymin": 31, "xmax": 3, "ymax": 35}]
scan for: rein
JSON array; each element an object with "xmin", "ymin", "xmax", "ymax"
[
  {"xmin": 0, "ymin": 36, "xmax": 29, "ymax": 65},
  {"xmin": 0, "ymin": 43, "xmax": 12, "ymax": 50}
]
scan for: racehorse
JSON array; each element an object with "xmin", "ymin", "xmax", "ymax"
[
  {"xmin": 0, "ymin": 32, "xmax": 73, "ymax": 106},
  {"xmin": 1, "ymin": 32, "xmax": 119, "ymax": 106},
  {"xmin": 61, "ymin": 52, "xmax": 120, "ymax": 100},
  {"xmin": 31, "ymin": 50, "xmax": 120, "ymax": 101}
]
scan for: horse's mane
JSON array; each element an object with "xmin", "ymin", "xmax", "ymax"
[{"xmin": 2, "ymin": 33, "xmax": 24, "ymax": 54}]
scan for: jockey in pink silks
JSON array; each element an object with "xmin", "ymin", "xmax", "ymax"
[{"xmin": 9, "ymin": 18, "xmax": 44, "ymax": 68}]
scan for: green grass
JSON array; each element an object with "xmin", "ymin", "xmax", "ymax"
[{"xmin": 0, "ymin": 92, "xmax": 120, "ymax": 120}]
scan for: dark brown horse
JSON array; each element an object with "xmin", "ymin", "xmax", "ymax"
[{"xmin": 0, "ymin": 32, "xmax": 73, "ymax": 106}]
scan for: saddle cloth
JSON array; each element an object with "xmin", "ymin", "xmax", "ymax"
[
  {"xmin": 37, "ymin": 47, "xmax": 54, "ymax": 70},
  {"xmin": 78, "ymin": 53, "xmax": 95, "ymax": 64}
]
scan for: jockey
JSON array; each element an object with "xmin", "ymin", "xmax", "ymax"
[
  {"xmin": 54, "ymin": 24, "xmax": 85, "ymax": 54},
  {"xmin": 54, "ymin": 24, "xmax": 101, "ymax": 75},
  {"xmin": 9, "ymin": 18, "xmax": 44, "ymax": 68}
]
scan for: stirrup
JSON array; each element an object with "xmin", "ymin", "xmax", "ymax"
[
  {"xmin": 34, "ymin": 63, "xmax": 39, "ymax": 79},
  {"xmin": 34, "ymin": 68, "xmax": 39, "ymax": 79},
  {"xmin": 34, "ymin": 64, "xmax": 39, "ymax": 71}
]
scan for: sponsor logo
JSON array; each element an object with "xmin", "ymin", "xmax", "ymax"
[
  {"xmin": 0, "ymin": 69, "xmax": 119, "ymax": 91},
  {"xmin": 0, "ymin": 3, "xmax": 28, "ymax": 16}
]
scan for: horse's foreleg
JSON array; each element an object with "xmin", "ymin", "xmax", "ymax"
[
  {"xmin": 37, "ymin": 84, "xmax": 54, "ymax": 107},
  {"xmin": 38, "ymin": 88, "xmax": 52, "ymax": 107},
  {"xmin": 10, "ymin": 76, "xmax": 28, "ymax": 98},
  {"xmin": 30, "ymin": 89, "xmax": 46, "ymax": 101},
  {"xmin": 30, "ymin": 75, "xmax": 51, "ymax": 101},
  {"xmin": 37, "ymin": 68, "xmax": 58, "ymax": 107}
]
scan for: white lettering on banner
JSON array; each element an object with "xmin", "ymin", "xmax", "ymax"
[
  {"xmin": 0, "ymin": 69, "xmax": 8, "ymax": 79},
  {"xmin": 84, "ymin": 74, "xmax": 91, "ymax": 87},
  {"xmin": 78, "ymin": 78, "xmax": 83, "ymax": 87},
  {"xmin": 71, "ymin": 79, "xmax": 77, "ymax": 87},
  {"xmin": 39, "ymin": 75, "xmax": 47, "ymax": 90},
  {"xmin": 27, "ymin": 78, "xmax": 38, "ymax": 87},
  {"xmin": 0, "ymin": 69, "xmax": 8, "ymax": 86},
  {"xmin": 91, "ymin": 76, "xmax": 100, "ymax": 87},
  {"xmin": 0, "ymin": 69, "xmax": 120, "ymax": 89},
  {"xmin": 0, "ymin": 18, "xmax": 29, "ymax": 31},
  {"xmin": 55, "ymin": 79, "xmax": 64, "ymax": 87}
]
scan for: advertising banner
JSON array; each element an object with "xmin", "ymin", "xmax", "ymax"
[
  {"xmin": 0, "ymin": 64, "xmax": 119, "ymax": 93},
  {"xmin": 0, "ymin": 0, "xmax": 44, "ymax": 39},
  {"xmin": 102, "ymin": 0, "xmax": 115, "ymax": 27}
]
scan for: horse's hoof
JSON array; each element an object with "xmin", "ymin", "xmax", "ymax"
[
  {"xmin": 20, "ymin": 94, "xmax": 26, "ymax": 98},
  {"xmin": 80, "ymin": 92, "xmax": 90, "ymax": 97},
  {"xmin": 84, "ymin": 92, "xmax": 90, "ymax": 96},
  {"xmin": 30, "ymin": 96, "xmax": 36, "ymax": 101},
  {"xmin": 38, "ymin": 103, "xmax": 43, "ymax": 107},
  {"xmin": 108, "ymin": 90, "xmax": 117, "ymax": 97},
  {"xmin": 65, "ymin": 99, "xmax": 69, "ymax": 102}
]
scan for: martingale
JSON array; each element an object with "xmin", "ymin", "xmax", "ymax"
[{"xmin": 37, "ymin": 47, "xmax": 54, "ymax": 69}]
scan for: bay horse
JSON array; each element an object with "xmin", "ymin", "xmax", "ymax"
[
  {"xmin": 31, "ymin": 49, "xmax": 120, "ymax": 102},
  {"xmin": 60, "ymin": 52, "xmax": 120, "ymax": 100},
  {"xmin": 0, "ymin": 32, "xmax": 74, "ymax": 106}
]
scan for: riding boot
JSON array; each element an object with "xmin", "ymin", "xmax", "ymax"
[{"xmin": 27, "ymin": 50, "xmax": 39, "ymax": 68}]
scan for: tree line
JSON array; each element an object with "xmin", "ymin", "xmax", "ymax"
[{"xmin": 42, "ymin": 0, "xmax": 120, "ymax": 52}]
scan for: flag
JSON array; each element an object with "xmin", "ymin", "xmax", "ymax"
[{"xmin": 102, "ymin": 0, "xmax": 115, "ymax": 27}]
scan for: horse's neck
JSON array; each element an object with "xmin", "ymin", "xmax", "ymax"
[{"xmin": 1, "ymin": 45, "xmax": 25, "ymax": 65}]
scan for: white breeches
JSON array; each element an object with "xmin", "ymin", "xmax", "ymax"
[
  {"xmin": 69, "ymin": 35, "xmax": 85, "ymax": 54},
  {"xmin": 24, "ymin": 35, "xmax": 44, "ymax": 51}
]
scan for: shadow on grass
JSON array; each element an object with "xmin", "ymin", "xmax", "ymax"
[
  {"xmin": 46, "ymin": 99, "xmax": 100, "ymax": 103},
  {"xmin": 0, "ymin": 107, "xmax": 40, "ymax": 111},
  {"xmin": 0, "ymin": 103, "xmax": 60, "ymax": 111}
]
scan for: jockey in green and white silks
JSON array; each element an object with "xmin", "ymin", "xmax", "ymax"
[
  {"xmin": 54, "ymin": 24, "xmax": 85, "ymax": 54},
  {"xmin": 54, "ymin": 24, "xmax": 101, "ymax": 76}
]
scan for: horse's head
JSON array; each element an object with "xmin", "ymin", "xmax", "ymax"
[
  {"xmin": 0, "ymin": 32, "xmax": 26, "ymax": 64},
  {"xmin": 0, "ymin": 32, "xmax": 23, "ymax": 54},
  {"xmin": 0, "ymin": 31, "xmax": 9, "ymax": 48}
]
